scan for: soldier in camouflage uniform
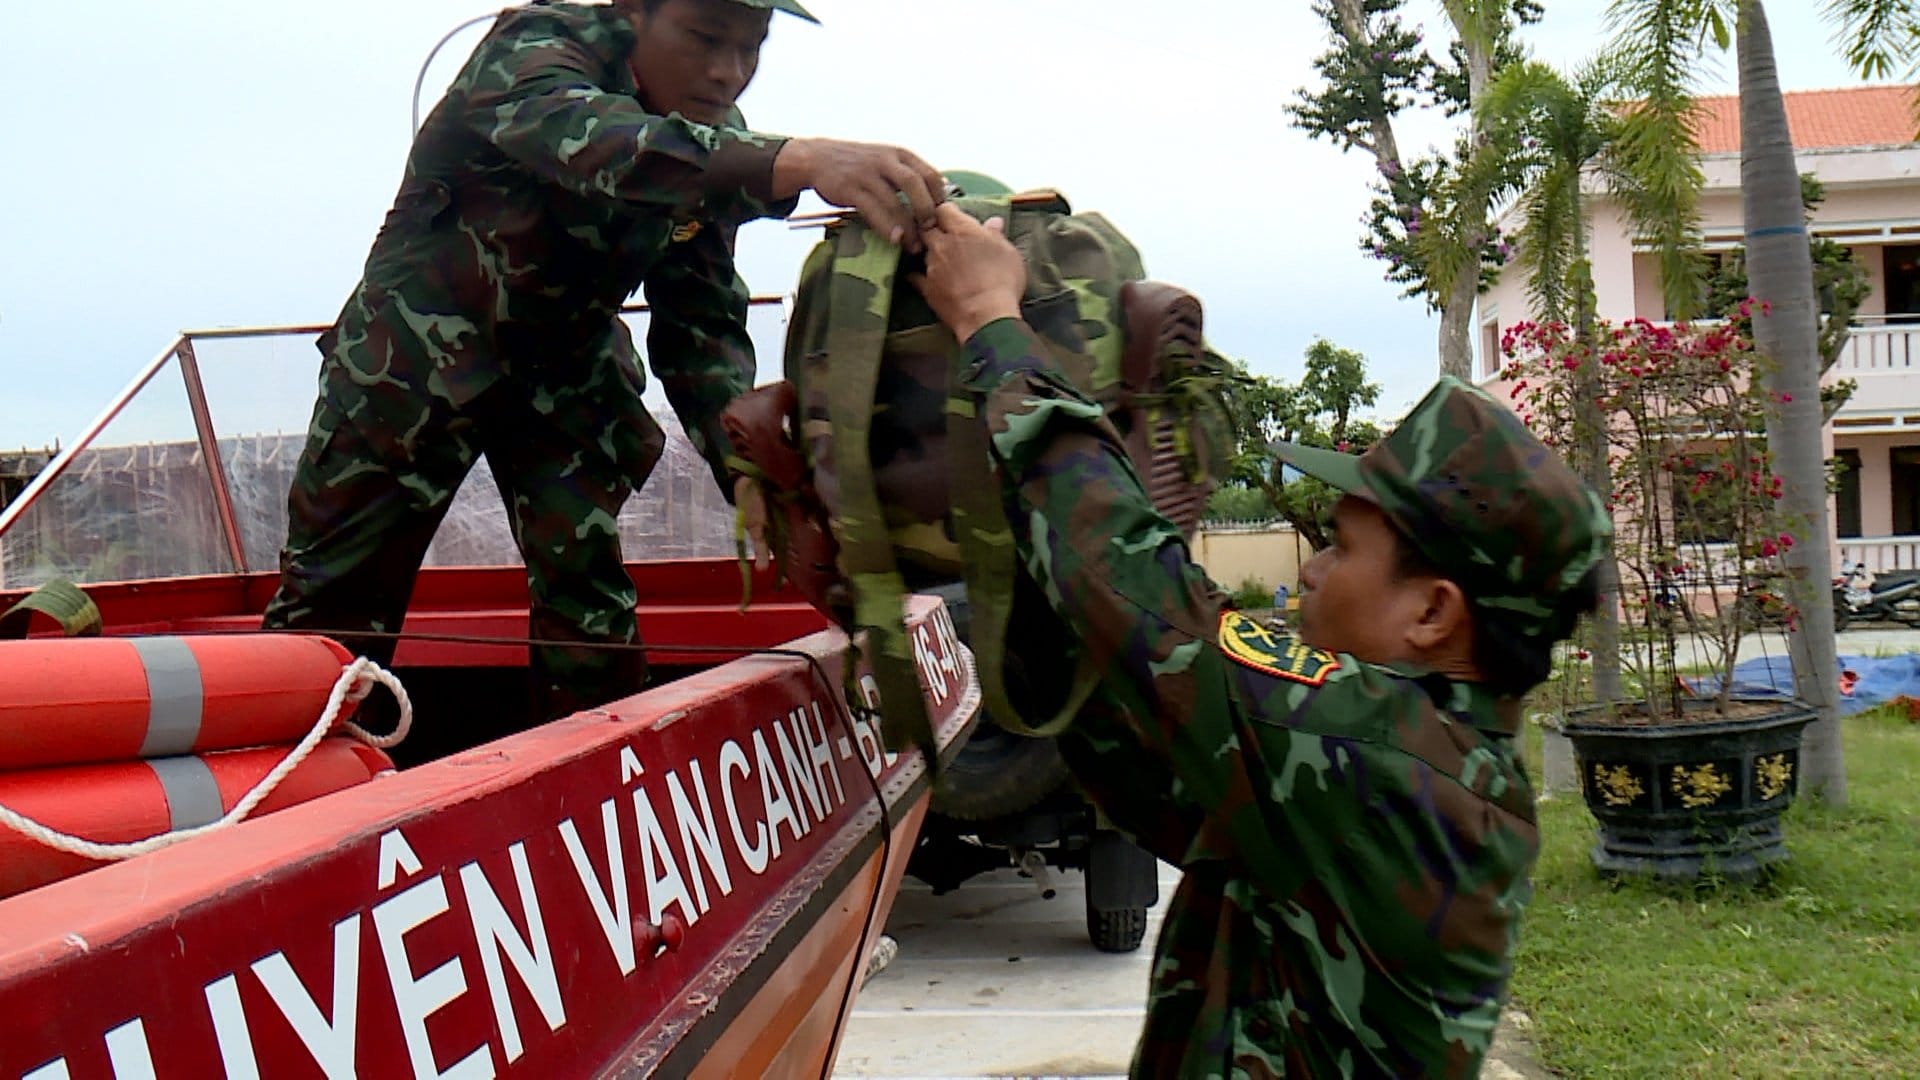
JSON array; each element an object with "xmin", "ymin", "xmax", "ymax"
[
  {"xmin": 263, "ymin": 0, "xmax": 945, "ymax": 721},
  {"xmin": 912, "ymin": 204, "xmax": 1608, "ymax": 1077}
]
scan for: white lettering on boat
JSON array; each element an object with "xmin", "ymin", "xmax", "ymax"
[
  {"xmin": 203, "ymin": 974, "xmax": 260, "ymax": 1080},
  {"xmin": 634, "ymin": 779, "xmax": 700, "ymax": 930},
  {"xmin": 105, "ymin": 1019, "xmax": 157, "ymax": 1080},
  {"xmin": 720, "ymin": 738, "xmax": 770, "ymax": 875},
  {"xmin": 559, "ymin": 800, "xmax": 635, "ymax": 976},
  {"xmin": 23, "ymin": 630, "xmax": 969, "ymax": 1076},
  {"xmin": 372, "ymin": 863, "xmax": 491, "ymax": 1080},
  {"xmin": 253, "ymin": 914, "xmax": 361, "ymax": 1077},
  {"xmin": 459, "ymin": 842, "xmax": 565, "ymax": 1064},
  {"xmin": 668, "ymin": 760, "xmax": 733, "ymax": 908}
]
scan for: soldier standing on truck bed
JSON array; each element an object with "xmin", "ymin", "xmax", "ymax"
[
  {"xmin": 264, "ymin": 0, "xmax": 945, "ymax": 722},
  {"xmin": 910, "ymin": 201, "xmax": 1608, "ymax": 1078}
]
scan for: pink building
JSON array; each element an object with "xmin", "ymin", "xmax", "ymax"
[{"xmin": 1477, "ymin": 85, "xmax": 1920, "ymax": 572}]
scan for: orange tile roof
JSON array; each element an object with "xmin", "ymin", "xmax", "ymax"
[{"xmin": 1690, "ymin": 85, "xmax": 1919, "ymax": 153}]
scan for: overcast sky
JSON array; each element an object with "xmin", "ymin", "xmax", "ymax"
[{"xmin": 0, "ymin": 0, "xmax": 1868, "ymax": 451}]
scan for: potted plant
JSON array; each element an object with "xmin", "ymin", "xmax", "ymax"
[{"xmin": 1505, "ymin": 312, "xmax": 1814, "ymax": 883}]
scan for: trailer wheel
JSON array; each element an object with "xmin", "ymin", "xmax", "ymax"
[
  {"xmin": 929, "ymin": 721, "xmax": 1070, "ymax": 821},
  {"xmin": 1086, "ymin": 899, "xmax": 1148, "ymax": 953}
]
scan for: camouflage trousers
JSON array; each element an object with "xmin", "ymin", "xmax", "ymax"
[{"xmin": 262, "ymin": 296, "xmax": 666, "ymax": 725}]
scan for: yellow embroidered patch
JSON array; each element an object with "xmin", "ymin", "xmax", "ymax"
[
  {"xmin": 671, "ymin": 220, "xmax": 703, "ymax": 243},
  {"xmin": 1217, "ymin": 610, "xmax": 1339, "ymax": 686}
]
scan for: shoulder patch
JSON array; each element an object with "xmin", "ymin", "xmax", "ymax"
[
  {"xmin": 671, "ymin": 220, "xmax": 703, "ymax": 244},
  {"xmin": 1218, "ymin": 610, "xmax": 1340, "ymax": 686}
]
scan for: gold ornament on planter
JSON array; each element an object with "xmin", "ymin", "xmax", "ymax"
[
  {"xmin": 1593, "ymin": 764, "xmax": 1645, "ymax": 807},
  {"xmin": 1670, "ymin": 763, "xmax": 1733, "ymax": 809},
  {"xmin": 1755, "ymin": 753, "xmax": 1794, "ymax": 801}
]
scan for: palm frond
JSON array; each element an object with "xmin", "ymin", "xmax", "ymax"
[
  {"xmin": 1605, "ymin": 0, "xmax": 1721, "ymax": 106},
  {"xmin": 1516, "ymin": 162, "xmax": 1581, "ymax": 322},
  {"xmin": 1822, "ymin": 0, "xmax": 1920, "ymax": 80}
]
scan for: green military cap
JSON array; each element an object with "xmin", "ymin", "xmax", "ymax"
[
  {"xmin": 1270, "ymin": 375, "xmax": 1611, "ymax": 637},
  {"xmin": 731, "ymin": 0, "xmax": 819, "ymax": 23}
]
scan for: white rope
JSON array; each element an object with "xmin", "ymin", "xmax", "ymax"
[{"xmin": 0, "ymin": 657, "xmax": 412, "ymax": 863}]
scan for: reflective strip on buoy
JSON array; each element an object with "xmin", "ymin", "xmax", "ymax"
[
  {"xmin": 147, "ymin": 755, "xmax": 224, "ymax": 832},
  {"xmin": 131, "ymin": 637, "xmax": 205, "ymax": 758},
  {"xmin": 0, "ymin": 740, "xmax": 396, "ymax": 899}
]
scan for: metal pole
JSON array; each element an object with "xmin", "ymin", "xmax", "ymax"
[
  {"xmin": 176, "ymin": 339, "xmax": 250, "ymax": 574},
  {"xmin": 0, "ymin": 337, "xmax": 186, "ymax": 539},
  {"xmin": 617, "ymin": 295, "xmax": 787, "ymax": 315}
]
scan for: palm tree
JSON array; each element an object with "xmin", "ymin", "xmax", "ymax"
[
  {"xmin": 1733, "ymin": 1, "xmax": 1847, "ymax": 805},
  {"xmin": 1599, "ymin": 0, "xmax": 1920, "ymax": 804},
  {"xmin": 1482, "ymin": 55, "xmax": 1715, "ymax": 703}
]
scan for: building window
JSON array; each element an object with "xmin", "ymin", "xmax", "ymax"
[
  {"xmin": 1893, "ymin": 447, "xmax": 1920, "ymax": 535},
  {"xmin": 1885, "ymin": 245, "xmax": 1920, "ymax": 322},
  {"xmin": 1835, "ymin": 448, "xmax": 1862, "ymax": 539},
  {"xmin": 1481, "ymin": 320, "xmax": 1501, "ymax": 378},
  {"xmin": 1668, "ymin": 252, "xmax": 1733, "ymax": 322}
]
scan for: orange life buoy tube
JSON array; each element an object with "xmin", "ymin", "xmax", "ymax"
[
  {"xmin": 0, "ymin": 739, "xmax": 393, "ymax": 899},
  {"xmin": 0, "ymin": 635, "xmax": 360, "ymax": 769}
]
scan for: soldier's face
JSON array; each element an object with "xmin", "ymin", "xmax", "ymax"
[
  {"xmin": 1297, "ymin": 497, "xmax": 1437, "ymax": 663},
  {"xmin": 628, "ymin": 0, "xmax": 771, "ymax": 125}
]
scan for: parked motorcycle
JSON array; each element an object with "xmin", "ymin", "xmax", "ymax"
[{"xmin": 1832, "ymin": 561, "xmax": 1920, "ymax": 630}]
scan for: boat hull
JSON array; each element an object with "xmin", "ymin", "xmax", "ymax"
[{"xmin": 0, "ymin": 592, "xmax": 977, "ymax": 1079}]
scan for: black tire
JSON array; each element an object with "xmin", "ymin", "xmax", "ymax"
[
  {"xmin": 919, "ymin": 582, "xmax": 1072, "ymax": 821},
  {"xmin": 930, "ymin": 720, "xmax": 1071, "ymax": 821},
  {"xmin": 1832, "ymin": 597, "xmax": 1853, "ymax": 632},
  {"xmin": 1086, "ymin": 900, "xmax": 1149, "ymax": 953}
]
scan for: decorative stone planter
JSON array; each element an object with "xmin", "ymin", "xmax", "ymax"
[{"xmin": 1560, "ymin": 698, "xmax": 1815, "ymax": 883}]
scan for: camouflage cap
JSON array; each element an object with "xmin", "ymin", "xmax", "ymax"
[
  {"xmin": 1271, "ymin": 375, "xmax": 1611, "ymax": 637},
  {"xmin": 730, "ymin": 0, "xmax": 819, "ymax": 23}
]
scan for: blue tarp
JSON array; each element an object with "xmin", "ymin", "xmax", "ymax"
[{"xmin": 1687, "ymin": 653, "xmax": 1920, "ymax": 715}]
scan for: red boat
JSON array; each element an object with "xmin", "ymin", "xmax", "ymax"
[{"xmin": 0, "ymin": 310, "xmax": 979, "ymax": 1078}]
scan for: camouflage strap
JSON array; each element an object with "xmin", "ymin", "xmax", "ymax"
[
  {"xmin": 822, "ymin": 225, "xmax": 937, "ymax": 766},
  {"xmin": 943, "ymin": 321, "xmax": 1025, "ymax": 728},
  {"xmin": 935, "ymin": 202, "xmax": 1101, "ymax": 738},
  {"xmin": 943, "ymin": 292, "xmax": 1100, "ymax": 737},
  {"xmin": 0, "ymin": 579, "xmax": 103, "ymax": 640}
]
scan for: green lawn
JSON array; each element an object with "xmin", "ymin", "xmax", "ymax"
[{"xmin": 1513, "ymin": 707, "xmax": 1920, "ymax": 1077}]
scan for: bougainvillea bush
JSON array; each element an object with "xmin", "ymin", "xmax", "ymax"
[{"xmin": 1503, "ymin": 310, "xmax": 1796, "ymax": 720}]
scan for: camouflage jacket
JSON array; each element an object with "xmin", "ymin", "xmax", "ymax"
[
  {"xmin": 963, "ymin": 319, "xmax": 1540, "ymax": 1078},
  {"xmin": 337, "ymin": 0, "xmax": 793, "ymax": 489}
]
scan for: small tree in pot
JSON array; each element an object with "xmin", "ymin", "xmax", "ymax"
[{"xmin": 1504, "ymin": 313, "xmax": 1813, "ymax": 882}]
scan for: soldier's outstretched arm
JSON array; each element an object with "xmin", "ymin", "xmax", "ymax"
[
  {"xmin": 460, "ymin": 12, "xmax": 942, "ymax": 242},
  {"xmin": 644, "ymin": 220, "xmax": 755, "ymax": 497},
  {"xmin": 460, "ymin": 13, "xmax": 790, "ymax": 219},
  {"xmin": 913, "ymin": 206, "xmax": 1324, "ymax": 880}
]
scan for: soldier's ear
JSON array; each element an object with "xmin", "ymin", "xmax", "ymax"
[{"xmin": 1404, "ymin": 578, "xmax": 1471, "ymax": 652}]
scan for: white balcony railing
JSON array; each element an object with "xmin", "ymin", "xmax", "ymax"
[
  {"xmin": 1834, "ymin": 321, "xmax": 1919, "ymax": 373},
  {"xmin": 1839, "ymin": 536, "xmax": 1920, "ymax": 573}
]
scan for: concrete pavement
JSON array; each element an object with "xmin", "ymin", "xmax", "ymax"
[
  {"xmin": 835, "ymin": 863, "xmax": 1552, "ymax": 1078},
  {"xmin": 1677, "ymin": 623, "xmax": 1920, "ymax": 668}
]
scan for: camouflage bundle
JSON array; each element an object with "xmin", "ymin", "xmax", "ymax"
[{"xmin": 725, "ymin": 191, "xmax": 1236, "ymax": 762}]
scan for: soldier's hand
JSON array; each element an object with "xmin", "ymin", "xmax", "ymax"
[
  {"xmin": 909, "ymin": 202, "xmax": 1026, "ymax": 342},
  {"xmin": 773, "ymin": 138, "xmax": 945, "ymax": 253},
  {"xmin": 734, "ymin": 474, "xmax": 772, "ymax": 572}
]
